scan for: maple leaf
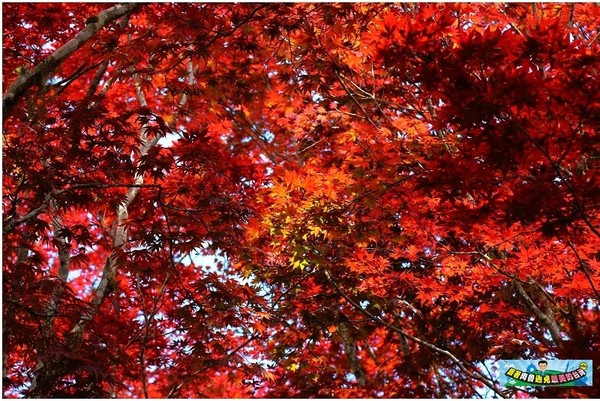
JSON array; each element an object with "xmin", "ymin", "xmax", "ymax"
[{"xmin": 4, "ymin": 2, "xmax": 600, "ymax": 399}]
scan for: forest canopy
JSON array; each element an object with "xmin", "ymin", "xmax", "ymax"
[{"xmin": 3, "ymin": 3, "xmax": 600, "ymax": 398}]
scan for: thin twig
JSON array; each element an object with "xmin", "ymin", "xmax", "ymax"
[
  {"xmin": 323, "ymin": 268, "xmax": 505, "ymax": 398},
  {"xmin": 567, "ymin": 241, "xmax": 600, "ymax": 301},
  {"xmin": 335, "ymin": 70, "xmax": 376, "ymax": 126},
  {"xmin": 507, "ymin": 117, "xmax": 600, "ymax": 239},
  {"xmin": 136, "ymin": 277, "xmax": 150, "ymax": 399},
  {"xmin": 166, "ymin": 334, "xmax": 261, "ymax": 398}
]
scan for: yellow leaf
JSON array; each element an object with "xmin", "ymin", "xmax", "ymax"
[{"xmin": 308, "ymin": 225, "xmax": 322, "ymax": 236}]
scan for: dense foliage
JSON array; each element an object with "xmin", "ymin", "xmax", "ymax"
[{"xmin": 3, "ymin": 3, "xmax": 600, "ymax": 398}]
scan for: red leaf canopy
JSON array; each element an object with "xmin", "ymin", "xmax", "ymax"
[{"xmin": 3, "ymin": 3, "xmax": 600, "ymax": 398}]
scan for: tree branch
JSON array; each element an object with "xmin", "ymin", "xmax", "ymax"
[
  {"xmin": 166, "ymin": 334, "xmax": 261, "ymax": 398},
  {"xmin": 68, "ymin": 73, "xmax": 157, "ymax": 343},
  {"xmin": 84, "ymin": 60, "xmax": 110, "ymax": 99},
  {"xmin": 506, "ymin": 116, "xmax": 600, "ymax": 239},
  {"xmin": 136, "ymin": 272, "xmax": 170, "ymax": 399},
  {"xmin": 513, "ymin": 281, "xmax": 562, "ymax": 344},
  {"xmin": 337, "ymin": 321, "xmax": 367, "ymax": 386},
  {"xmin": 41, "ymin": 201, "xmax": 72, "ymax": 337},
  {"xmin": 323, "ymin": 268, "xmax": 506, "ymax": 398},
  {"xmin": 567, "ymin": 240, "xmax": 600, "ymax": 301},
  {"xmin": 3, "ymin": 183, "xmax": 163, "ymax": 235},
  {"xmin": 2, "ymin": 193, "xmax": 53, "ymax": 234},
  {"xmin": 26, "ymin": 66, "xmax": 163, "ymax": 395},
  {"xmin": 335, "ymin": 70, "xmax": 376, "ymax": 127},
  {"xmin": 2, "ymin": 2, "xmax": 140, "ymax": 120}
]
